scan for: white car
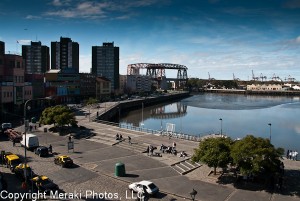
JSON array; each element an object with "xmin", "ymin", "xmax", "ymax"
[{"xmin": 128, "ymin": 180, "xmax": 159, "ymax": 195}]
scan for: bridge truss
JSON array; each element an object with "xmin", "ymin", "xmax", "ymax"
[{"xmin": 127, "ymin": 63, "xmax": 188, "ymax": 89}]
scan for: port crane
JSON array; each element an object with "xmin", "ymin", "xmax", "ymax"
[
  {"xmin": 252, "ymin": 70, "xmax": 259, "ymax": 81},
  {"xmin": 286, "ymin": 75, "xmax": 296, "ymax": 82},
  {"xmin": 260, "ymin": 73, "xmax": 267, "ymax": 82},
  {"xmin": 271, "ymin": 73, "xmax": 282, "ymax": 82},
  {"xmin": 233, "ymin": 73, "xmax": 240, "ymax": 81},
  {"xmin": 208, "ymin": 72, "xmax": 215, "ymax": 80}
]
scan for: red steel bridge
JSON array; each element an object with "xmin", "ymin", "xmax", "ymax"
[{"xmin": 127, "ymin": 63, "xmax": 188, "ymax": 89}]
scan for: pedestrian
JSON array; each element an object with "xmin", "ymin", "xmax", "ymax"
[
  {"xmin": 128, "ymin": 136, "xmax": 132, "ymax": 145},
  {"xmin": 289, "ymin": 151, "xmax": 292, "ymax": 160},
  {"xmin": 286, "ymin": 150, "xmax": 290, "ymax": 159},
  {"xmin": 34, "ymin": 125, "xmax": 37, "ymax": 130},
  {"xmin": 13, "ymin": 140, "xmax": 15, "ymax": 147},
  {"xmin": 172, "ymin": 141, "xmax": 176, "ymax": 149},
  {"xmin": 69, "ymin": 136, "xmax": 72, "ymax": 142},
  {"xmin": 49, "ymin": 144, "xmax": 52, "ymax": 154}
]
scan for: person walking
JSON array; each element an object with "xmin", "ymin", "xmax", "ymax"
[
  {"xmin": 128, "ymin": 136, "xmax": 132, "ymax": 145},
  {"xmin": 49, "ymin": 144, "xmax": 52, "ymax": 154}
]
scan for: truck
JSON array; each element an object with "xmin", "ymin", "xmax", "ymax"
[
  {"xmin": 1, "ymin": 123, "xmax": 12, "ymax": 134},
  {"xmin": 20, "ymin": 134, "xmax": 39, "ymax": 150},
  {"xmin": 3, "ymin": 129, "xmax": 23, "ymax": 143}
]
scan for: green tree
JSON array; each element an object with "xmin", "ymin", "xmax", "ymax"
[
  {"xmin": 40, "ymin": 105, "xmax": 77, "ymax": 127},
  {"xmin": 192, "ymin": 137, "xmax": 232, "ymax": 175},
  {"xmin": 230, "ymin": 135, "xmax": 283, "ymax": 176},
  {"xmin": 85, "ymin": 97, "xmax": 98, "ymax": 106}
]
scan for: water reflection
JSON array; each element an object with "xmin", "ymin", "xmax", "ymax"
[{"xmin": 120, "ymin": 94, "xmax": 300, "ymax": 152}]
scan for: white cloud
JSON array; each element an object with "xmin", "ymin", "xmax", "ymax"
[
  {"xmin": 296, "ymin": 36, "xmax": 300, "ymax": 43},
  {"xmin": 25, "ymin": 15, "xmax": 41, "ymax": 20},
  {"xmin": 51, "ymin": 0, "xmax": 71, "ymax": 7},
  {"xmin": 44, "ymin": 0, "xmax": 162, "ymax": 20},
  {"xmin": 17, "ymin": 40, "xmax": 31, "ymax": 45}
]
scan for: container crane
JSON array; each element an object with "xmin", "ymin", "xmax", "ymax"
[{"xmin": 252, "ymin": 70, "xmax": 259, "ymax": 81}]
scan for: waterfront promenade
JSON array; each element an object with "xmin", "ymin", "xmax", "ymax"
[
  {"xmin": 1, "ymin": 101, "xmax": 299, "ymax": 201},
  {"xmin": 71, "ymin": 104, "xmax": 300, "ymax": 200}
]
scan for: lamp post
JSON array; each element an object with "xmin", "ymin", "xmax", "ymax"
[
  {"xmin": 190, "ymin": 188, "xmax": 197, "ymax": 201},
  {"xmin": 268, "ymin": 123, "xmax": 272, "ymax": 143},
  {"xmin": 141, "ymin": 102, "xmax": 144, "ymax": 127},
  {"xmin": 219, "ymin": 118, "xmax": 223, "ymax": 137},
  {"xmin": 23, "ymin": 97, "xmax": 51, "ymax": 185},
  {"xmin": 23, "ymin": 99, "xmax": 32, "ymax": 184}
]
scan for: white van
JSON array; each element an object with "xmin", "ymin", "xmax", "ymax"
[{"xmin": 21, "ymin": 134, "xmax": 39, "ymax": 150}]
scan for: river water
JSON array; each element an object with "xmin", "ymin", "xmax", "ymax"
[{"xmin": 120, "ymin": 93, "xmax": 300, "ymax": 152}]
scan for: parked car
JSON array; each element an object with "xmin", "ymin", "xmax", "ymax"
[
  {"xmin": 31, "ymin": 175, "xmax": 59, "ymax": 194},
  {"xmin": 14, "ymin": 163, "xmax": 36, "ymax": 181},
  {"xmin": 5, "ymin": 154, "xmax": 21, "ymax": 172},
  {"xmin": 128, "ymin": 180, "xmax": 159, "ymax": 196},
  {"xmin": 34, "ymin": 146, "xmax": 49, "ymax": 157},
  {"xmin": 54, "ymin": 155, "xmax": 73, "ymax": 168}
]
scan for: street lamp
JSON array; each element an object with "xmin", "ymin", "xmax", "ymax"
[
  {"xmin": 23, "ymin": 97, "xmax": 51, "ymax": 185},
  {"xmin": 141, "ymin": 102, "xmax": 144, "ymax": 127},
  {"xmin": 219, "ymin": 118, "xmax": 223, "ymax": 137},
  {"xmin": 268, "ymin": 123, "xmax": 272, "ymax": 142},
  {"xmin": 23, "ymin": 99, "xmax": 32, "ymax": 184},
  {"xmin": 190, "ymin": 188, "xmax": 197, "ymax": 201}
]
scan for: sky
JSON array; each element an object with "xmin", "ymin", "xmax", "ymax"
[{"xmin": 1, "ymin": 0, "xmax": 300, "ymax": 81}]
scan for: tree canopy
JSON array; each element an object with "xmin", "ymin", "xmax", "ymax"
[
  {"xmin": 231, "ymin": 135, "xmax": 284, "ymax": 176},
  {"xmin": 39, "ymin": 105, "xmax": 77, "ymax": 127},
  {"xmin": 192, "ymin": 135, "xmax": 284, "ymax": 177},
  {"xmin": 192, "ymin": 137, "xmax": 232, "ymax": 175}
]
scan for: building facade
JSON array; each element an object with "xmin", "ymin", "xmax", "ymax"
[
  {"xmin": 96, "ymin": 77, "xmax": 111, "ymax": 102},
  {"xmin": 22, "ymin": 41, "xmax": 50, "ymax": 74},
  {"xmin": 80, "ymin": 73, "xmax": 96, "ymax": 100},
  {"xmin": 45, "ymin": 69, "xmax": 80, "ymax": 103},
  {"xmin": 247, "ymin": 84, "xmax": 283, "ymax": 91},
  {"xmin": 0, "ymin": 41, "xmax": 32, "ymax": 120},
  {"xmin": 22, "ymin": 41, "xmax": 50, "ymax": 98},
  {"xmin": 92, "ymin": 42, "xmax": 119, "ymax": 92},
  {"xmin": 51, "ymin": 37, "xmax": 79, "ymax": 73},
  {"xmin": 126, "ymin": 75, "xmax": 151, "ymax": 93}
]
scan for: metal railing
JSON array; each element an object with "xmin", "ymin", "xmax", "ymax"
[{"xmin": 94, "ymin": 120, "xmax": 224, "ymax": 142}]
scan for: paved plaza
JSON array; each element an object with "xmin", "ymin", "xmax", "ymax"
[{"xmin": 0, "ymin": 103, "xmax": 299, "ymax": 201}]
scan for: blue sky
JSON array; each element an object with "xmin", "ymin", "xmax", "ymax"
[{"xmin": 1, "ymin": 0, "xmax": 300, "ymax": 81}]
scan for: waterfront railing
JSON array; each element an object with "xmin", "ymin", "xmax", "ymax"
[{"xmin": 95, "ymin": 120, "xmax": 222, "ymax": 142}]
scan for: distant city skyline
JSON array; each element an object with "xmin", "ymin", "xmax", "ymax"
[{"xmin": 1, "ymin": 0, "xmax": 300, "ymax": 81}]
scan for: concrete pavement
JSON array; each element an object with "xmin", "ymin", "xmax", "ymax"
[{"xmin": 1, "ymin": 105, "xmax": 299, "ymax": 201}]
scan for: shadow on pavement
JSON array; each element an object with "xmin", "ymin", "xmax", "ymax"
[
  {"xmin": 217, "ymin": 169, "xmax": 300, "ymax": 198},
  {"xmin": 125, "ymin": 173, "xmax": 139, "ymax": 178}
]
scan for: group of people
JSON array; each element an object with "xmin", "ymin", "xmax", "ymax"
[
  {"xmin": 286, "ymin": 150, "xmax": 298, "ymax": 160},
  {"xmin": 146, "ymin": 145, "xmax": 157, "ymax": 156},
  {"xmin": 115, "ymin": 133, "xmax": 123, "ymax": 141},
  {"xmin": 160, "ymin": 142, "xmax": 178, "ymax": 155},
  {"xmin": 116, "ymin": 133, "xmax": 132, "ymax": 145}
]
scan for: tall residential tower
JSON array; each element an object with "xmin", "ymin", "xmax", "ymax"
[
  {"xmin": 51, "ymin": 37, "xmax": 79, "ymax": 73},
  {"xmin": 22, "ymin": 41, "xmax": 50, "ymax": 74},
  {"xmin": 92, "ymin": 42, "xmax": 119, "ymax": 91}
]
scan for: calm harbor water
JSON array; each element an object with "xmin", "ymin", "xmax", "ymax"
[{"xmin": 120, "ymin": 93, "xmax": 300, "ymax": 152}]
